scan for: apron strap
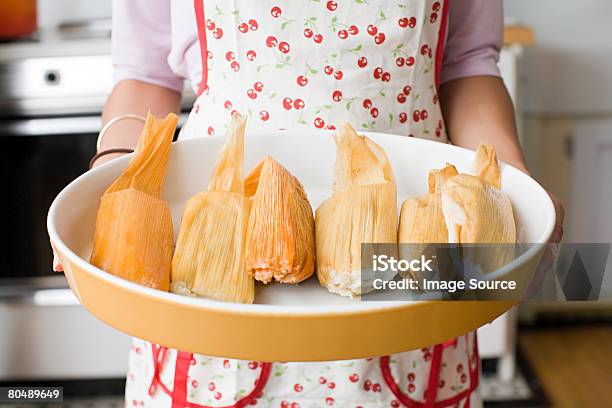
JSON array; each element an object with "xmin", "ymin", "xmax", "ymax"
[
  {"xmin": 434, "ymin": 0, "xmax": 451, "ymax": 89},
  {"xmin": 194, "ymin": 0, "xmax": 209, "ymax": 95},
  {"xmin": 149, "ymin": 344, "xmax": 172, "ymax": 396}
]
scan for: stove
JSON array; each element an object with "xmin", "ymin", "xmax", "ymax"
[{"xmin": 0, "ymin": 22, "xmax": 193, "ymax": 383}]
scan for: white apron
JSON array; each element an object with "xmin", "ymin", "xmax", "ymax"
[{"xmin": 126, "ymin": 1, "xmax": 482, "ymax": 407}]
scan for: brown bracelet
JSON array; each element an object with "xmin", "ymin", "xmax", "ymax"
[{"xmin": 89, "ymin": 148, "xmax": 134, "ymax": 169}]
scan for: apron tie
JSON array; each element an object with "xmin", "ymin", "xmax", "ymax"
[{"xmin": 148, "ymin": 345, "xmax": 272, "ymax": 408}]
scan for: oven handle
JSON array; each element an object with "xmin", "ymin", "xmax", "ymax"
[
  {"xmin": 0, "ymin": 114, "xmax": 189, "ymax": 137},
  {"xmin": 0, "ymin": 288, "xmax": 80, "ymax": 306}
]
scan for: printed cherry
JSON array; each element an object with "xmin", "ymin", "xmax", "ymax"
[
  {"xmin": 271, "ymin": 6, "xmax": 282, "ymax": 18},
  {"xmin": 363, "ymin": 379, "xmax": 372, "ymax": 391},
  {"xmin": 396, "ymin": 57, "xmax": 405, "ymax": 67},
  {"xmin": 259, "ymin": 110, "xmax": 270, "ymax": 121},
  {"xmin": 357, "ymin": 56, "xmax": 368, "ymax": 68},
  {"xmin": 456, "ymin": 363, "xmax": 464, "ymax": 373},
  {"xmin": 296, "ymin": 75, "xmax": 308, "ymax": 86},
  {"xmin": 326, "ymin": 1, "xmax": 338, "ymax": 11},
  {"xmin": 332, "ymin": 90, "xmax": 342, "ymax": 102},
  {"xmin": 370, "ymin": 107, "xmax": 379, "ymax": 118},
  {"xmin": 327, "ymin": 382, "xmax": 336, "ymax": 389},
  {"xmin": 373, "ymin": 67, "xmax": 383, "ymax": 79},
  {"xmin": 362, "ymin": 98, "xmax": 373, "ymax": 109},
  {"xmin": 281, "ymin": 402, "xmax": 289, "ymax": 408},
  {"xmin": 381, "ymin": 72, "xmax": 391, "ymax": 82},
  {"xmin": 461, "ymin": 373, "xmax": 467, "ymax": 384},
  {"xmin": 406, "ymin": 56, "xmax": 415, "ymax": 66},
  {"xmin": 290, "ymin": 403, "xmax": 300, "ymax": 408},
  {"xmin": 283, "ymin": 97, "xmax": 293, "ymax": 110},
  {"xmin": 403, "ymin": 85, "xmax": 412, "ymax": 95},
  {"xmin": 407, "ymin": 372, "xmax": 416, "ymax": 382},
  {"xmin": 432, "ymin": 2, "xmax": 441, "ymax": 12},
  {"xmin": 407, "ymin": 383, "xmax": 416, "ymax": 393},
  {"xmin": 409, "ymin": 16, "xmax": 417, "ymax": 28},
  {"xmin": 338, "ymin": 29, "xmax": 349, "ymax": 39},
  {"xmin": 248, "ymin": 361, "xmax": 258, "ymax": 369},
  {"xmin": 278, "ymin": 41, "xmax": 291, "ymax": 53},
  {"xmin": 207, "ymin": 50, "xmax": 213, "ymax": 59},
  {"xmin": 438, "ymin": 379, "xmax": 445, "ymax": 388},
  {"xmin": 314, "ymin": 117, "xmax": 325, "ymax": 128},
  {"xmin": 225, "ymin": 51, "xmax": 235, "ymax": 61},
  {"xmin": 398, "ymin": 17, "xmax": 409, "ymax": 28},
  {"xmin": 324, "ymin": 65, "xmax": 334, "ymax": 75},
  {"xmin": 223, "ymin": 359, "xmax": 230, "ymax": 368},
  {"xmin": 266, "ymin": 36, "xmax": 278, "ymax": 48},
  {"xmin": 326, "ymin": 124, "xmax": 336, "ymax": 130},
  {"xmin": 230, "ymin": 61, "xmax": 240, "ymax": 72},
  {"xmin": 248, "ymin": 19, "xmax": 259, "ymax": 31},
  {"xmin": 372, "ymin": 383, "xmax": 382, "ymax": 393},
  {"xmin": 319, "ymin": 377, "xmax": 327, "ymax": 384},
  {"xmin": 349, "ymin": 373, "xmax": 359, "ymax": 383},
  {"xmin": 224, "ymin": 100, "xmax": 233, "ymax": 110},
  {"xmin": 397, "ymin": 93, "xmax": 406, "ymax": 103},
  {"xmin": 208, "ymin": 382, "xmax": 216, "ymax": 391},
  {"xmin": 206, "ymin": 19, "xmax": 215, "ymax": 30},
  {"xmin": 430, "ymin": 13, "xmax": 438, "ymax": 23},
  {"xmin": 348, "ymin": 25, "xmax": 359, "ymax": 35},
  {"xmin": 214, "ymin": 392, "xmax": 222, "ymax": 400},
  {"xmin": 212, "ymin": 28, "xmax": 223, "ymax": 39},
  {"xmin": 253, "ymin": 82, "xmax": 264, "ymax": 92},
  {"xmin": 413, "ymin": 110, "xmax": 421, "ymax": 122},
  {"xmin": 333, "ymin": 70, "xmax": 344, "ymax": 80},
  {"xmin": 246, "ymin": 50, "xmax": 257, "ymax": 61},
  {"xmin": 391, "ymin": 401, "xmax": 400, "ymax": 408},
  {"xmin": 293, "ymin": 98, "xmax": 305, "ymax": 110},
  {"xmin": 313, "ymin": 33, "xmax": 323, "ymax": 43},
  {"xmin": 421, "ymin": 109, "xmax": 428, "ymax": 120},
  {"xmin": 294, "ymin": 383, "xmax": 303, "ymax": 392},
  {"xmin": 238, "ymin": 23, "xmax": 249, "ymax": 33},
  {"xmin": 420, "ymin": 44, "xmax": 429, "ymax": 55},
  {"xmin": 399, "ymin": 112, "xmax": 408, "ymax": 123},
  {"xmin": 304, "ymin": 28, "xmax": 314, "ymax": 38},
  {"xmin": 191, "ymin": 379, "xmax": 199, "ymax": 388},
  {"xmin": 367, "ymin": 24, "xmax": 378, "ymax": 36},
  {"xmin": 247, "ymin": 89, "xmax": 257, "ymax": 99},
  {"xmin": 325, "ymin": 397, "xmax": 334, "ymax": 406},
  {"xmin": 374, "ymin": 32, "xmax": 386, "ymax": 44}
]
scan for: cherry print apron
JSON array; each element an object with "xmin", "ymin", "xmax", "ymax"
[{"xmin": 125, "ymin": 1, "xmax": 482, "ymax": 407}]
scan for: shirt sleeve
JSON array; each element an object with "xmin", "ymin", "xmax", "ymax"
[
  {"xmin": 441, "ymin": 0, "xmax": 503, "ymax": 84},
  {"xmin": 111, "ymin": 0, "xmax": 184, "ymax": 92}
]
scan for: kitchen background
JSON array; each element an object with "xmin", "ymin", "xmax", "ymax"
[{"xmin": 0, "ymin": 1, "xmax": 611, "ymax": 407}]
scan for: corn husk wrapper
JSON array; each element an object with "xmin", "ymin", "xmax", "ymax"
[
  {"xmin": 398, "ymin": 164, "xmax": 458, "ymax": 278},
  {"xmin": 171, "ymin": 114, "xmax": 254, "ymax": 303},
  {"xmin": 441, "ymin": 144, "xmax": 517, "ymax": 273},
  {"xmin": 244, "ymin": 157, "xmax": 315, "ymax": 284},
  {"xmin": 90, "ymin": 112, "xmax": 177, "ymax": 291},
  {"xmin": 315, "ymin": 123, "xmax": 398, "ymax": 297}
]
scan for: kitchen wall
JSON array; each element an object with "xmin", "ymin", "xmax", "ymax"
[
  {"xmin": 38, "ymin": 0, "xmax": 111, "ymax": 28},
  {"xmin": 504, "ymin": 0, "xmax": 612, "ymax": 301}
]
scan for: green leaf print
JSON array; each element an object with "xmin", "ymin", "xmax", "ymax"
[
  {"xmin": 281, "ymin": 21, "xmax": 290, "ymax": 30},
  {"xmin": 275, "ymin": 63, "xmax": 286, "ymax": 69},
  {"xmin": 323, "ymin": 104, "xmax": 333, "ymax": 110},
  {"xmin": 380, "ymin": 10, "xmax": 387, "ymax": 20},
  {"xmin": 215, "ymin": 5, "xmax": 222, "ymax": 14},
  {"xmin": 362, "ymin": 122, "xmax": 369, "ymax": 129}
]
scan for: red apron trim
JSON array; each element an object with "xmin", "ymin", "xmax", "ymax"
[
  {"xmin": 380, "ymin": 336, "xmax": 479, "ymax": 408},
  {"xmin": 194, "ymin": 0, "xmax": 209, "ymax": 95},
  {"xmin": 172, "ymin": 351, "xmax": 194, "ymax": 408},
  {"xmin": 149, "ymin": 345, "xmax": 172, "ymax": 397},
  {"xmin": 434, "ymin": 0, "xmax": 450, "ymax": 89},
  {"xmin": 148, "ymin": 345, "xmax": 272, "ymax": 408}
]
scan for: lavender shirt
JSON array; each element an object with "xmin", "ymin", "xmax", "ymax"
[{"xmin": 111, "ymin": 0, "xmax": 503, "ymax": 93}]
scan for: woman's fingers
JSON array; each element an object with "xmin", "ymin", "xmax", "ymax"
[
  {"xmin": 548, "ymin": 192, "xmax": 565, "ymax": 243},
  {"xmin": 51, "ymin": 242, "xmax": 64, "ymax": 272}
]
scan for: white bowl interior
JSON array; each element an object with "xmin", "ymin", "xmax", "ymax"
[{"xmin": 49, "ymin": 130, "xmax": 555, "ymax": 310}]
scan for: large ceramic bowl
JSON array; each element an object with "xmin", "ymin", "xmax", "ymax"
[{"xmin": 48, "ymin": 131, "xmax": 555, "ymax": 361}]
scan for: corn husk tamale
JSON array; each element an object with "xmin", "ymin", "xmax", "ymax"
[
  {"xmin": 171, "ymin": 113, "xmax": 254, "ymax": 303},
  {"xmin": 244, "ymin": 157, "xmax": 315, "ymax": 284},
  {"xmin": 90, "ymin": 112, "xmax": 177, "ymax": 290},
  {"xmin": 397, "ymin": 164, "xmax": 458, "ymax": 278},
  {"xmin": 315, "ymin": 123, "xmax": 398, "ymax": 297},
  {"xmin": 441, "ymin": 144, "xmax": 516, "ymax": 273}
]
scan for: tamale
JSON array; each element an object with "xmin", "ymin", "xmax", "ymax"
[
  {"xmin": 244, "ymin": 157, "xmax": 315, "ymax": 284},
  {"xmin": 171, "ymin": 113, "xmax": 254, "ymax": 303},
  {"xmin": 472, "ymin": 144, "xmax": 501, "ymax": 189},
  {"xmin": 315, "ymin": 123, "xmax": 398, "ymax": 297},
  {"xmin": 397, "ymin": 164, "xmax": 458, "ymax": 278},
  {"xmin": 90, "ymin": 112, "xmax": 177, "ymax": 291}
]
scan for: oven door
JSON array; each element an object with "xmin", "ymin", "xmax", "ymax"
[{"xmin": 0, "ymin": 114, "xmax": 183, "ymax": 380}]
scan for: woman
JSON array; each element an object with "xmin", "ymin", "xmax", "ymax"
[{"xmin": 58, "ymin": 0, "xmax": 564, "ymax": 406}]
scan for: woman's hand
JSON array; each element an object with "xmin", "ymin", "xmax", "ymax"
[{"xmin": 548, "ymin": 192, "xmax": 565, "ymax": 243}]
